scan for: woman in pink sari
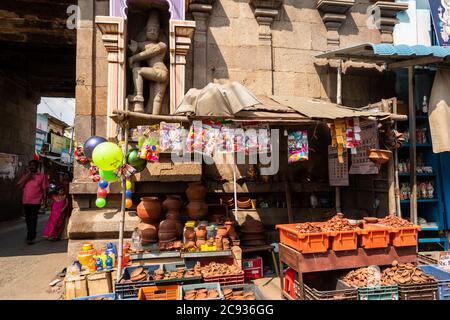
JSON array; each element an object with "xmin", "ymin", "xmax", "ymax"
[{"xmin": 43, "ymin": 186, "xmax": 68, "ymax": 240}]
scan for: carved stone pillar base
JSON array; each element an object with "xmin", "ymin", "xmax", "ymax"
[
  {"xmin": 371, "ymin": 1, "xmax": 408, "ymax": 44},
  {"xmin": 317, "ymin": 0, "xmax": 355, "ymax": 49}
]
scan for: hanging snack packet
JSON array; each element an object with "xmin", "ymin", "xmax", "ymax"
[
  {"xmin": 159, "ymin": 122, "xmax": 183, "ymax": 153},
  {"xmin": 287, "ymin": 130, "xmax": 309, "ymax": 163}
]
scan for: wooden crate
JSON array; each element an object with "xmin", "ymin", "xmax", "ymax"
[
  {"xmin": 64, "ymin": 275, "xmax": 88, "ymax": 300},
  {"xmin": 87, "ymin": 271, "xmax": 112, "ymax": 296}
]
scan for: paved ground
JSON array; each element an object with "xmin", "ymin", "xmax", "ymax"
[{"xmin": 0, "ymin": 214, "xmax": 71, "ymax": 300}]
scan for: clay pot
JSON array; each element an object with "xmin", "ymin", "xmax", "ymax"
[
  {"xmin": 220, "ymin": 195, "xmax": 235, "ymax": 208},
  {"xmin": 175, "ymin": 221, "xmax": 184, "ymax": 238},
  {"xmin": 158, "ymin": 219, "xmax": 177, "ymax": 243},
  {"xmin": 186, "ymin": 201, "xmax": 208, "ymax": 220},
  {"xmin": 368, "ymin": 149, "xmax": 392, "ymax": 165},
  {"xmin": 166, "ymin": 212, "xmax": 181, "ymax": 221},
  {"xmin": 138, "ymin": 222, "xmax": 158, "ymax": 244},
  {"xmin": 186, "ymin": 182, "xmax": 206, "ymax": 201},
  {"xmin": 216, "ymin": 237, "xmax": 223, "ymax": 250},
  {"xmin": 237, "ymin": 197, "xmax": 252, "ymax": 209},
  {"xmin": 216, "ymin": 226, "xmax": 228, "ymax": 238},
  {"xmin": 225, "ymin": 220, "xmax": 238, "ymax": 240},
  {"xmin": 136, "ymin": 197, "xmax": 161, "ymax": 222},
  {"xmin": 184, "ymin": 226, "xmax": 196, "ymax": 241},
  {"xmin": 163, "ymin": 195, "xmax": 182, "ymax": 213},
  {"xmin": 196, "ymin": 239, "xmax": 206, "ymax": 247},
  {"xmin": 196, "ymin": 225, "xmax": 207, "ymax": 240}
]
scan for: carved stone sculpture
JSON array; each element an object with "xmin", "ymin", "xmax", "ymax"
[{"xmin": 128, "ymin": 10, "xmax": 169, "ymax": 114}]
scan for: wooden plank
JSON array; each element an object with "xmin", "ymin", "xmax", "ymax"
[
  {"xmin": 388, "ymin": 56, "xmax": 443, "ymax": 70},
  {"xmin": 408, "ymin": 66, "xmax": 418, "ymax": 225}
]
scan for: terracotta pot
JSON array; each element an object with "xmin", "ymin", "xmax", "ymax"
[
  {"xmin": 138, "ymin": 222, "xmax": 158, "ymax": 244},
  {"xmin": 186, "ymin": 201, "xmax": 208, "ymax": 220},
  {"xmin": 184, "ymin": 226, "xmax": 196, "ymax": 241},
  {"xmin": 196, "ymin": 239, "xmax": 206, "ymax": 247},
  {"xmin": 196, "ymin": 225, "xmax": 207, "ymax": 240},
  {"xmin": 225, "ymin": 220, "xmax": 238, "ymax": 240},
  {"xmin": 175, "ymin": 221, "xmax": 184, "ymax": 238},
  {"xmin": 216, "ymin": 226, "xmax": 228, "ymax": 238},
  {"xmin": 186, "ymin": 182, "xmax": 206, "ymax": 201},
  {"xmin": 215, "ymin": 238, "xmax": 223, "ymax": 250},
  {"xmin": 158, "ymin": 219, "xmax": 177, "ymax": 243},
  {"xmin": 163, "ymin": 195, "xmax": 182, "ymax": 213},
  {"xmin": 368, "ymin": 149, "xmax": 392, "ymax": 165},
  {"xmin": 166, "ymin": 212, "xmax": 181, "ymax": 221},
  {"xmin": 136, "ymin": 197, "xmax": 161, "ymax": 222},
  {"xmin": 237, "ymin": 197, "xmax": 252, "ymax": 209},
  {"xmin": 220, "ymin": 195, "xmax": 235, "ymax": 208}
]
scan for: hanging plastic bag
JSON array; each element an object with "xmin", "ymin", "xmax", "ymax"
[{"xmin": 288, "ymin": 130, "xmax": 309, "ymax": 163}]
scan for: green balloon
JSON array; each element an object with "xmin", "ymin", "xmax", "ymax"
[
  {"xmin": 133, "ymin": 160, "xmax": 147, "ymax": 173},
  {"xmin": 96, "ymin": 197, "xmax": 106, "ymax": 208},
  {"xmin": 138, "ymin": 137, "xmax": 145, "ymax": 148},
  {"xmin": 99, "ymin": 169, "xmax": 118, "ymax": 182},
  {"xmin": 127, "ymin": 149, "xmax": 146, "ymax": 168},
  {"xmin": 92, "ymin": 142, "xmax": 123, "ymax": 171}
]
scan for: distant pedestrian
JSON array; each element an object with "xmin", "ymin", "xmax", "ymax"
[
  {"xmin": 43, "ymin": 186, "xmax": 68, "ymax": 240},
  {"xmin": 17, "ymin": 160, "xmax": 48, "ymax": 244}
]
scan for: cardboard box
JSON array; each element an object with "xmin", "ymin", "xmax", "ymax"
[
  {"xmin": 64, "ymin": 275, "xmax": 88, "ymax": 300},
  {"xmin": 87, "ymin": 271, "xmax": 112, "ymax": 296}
]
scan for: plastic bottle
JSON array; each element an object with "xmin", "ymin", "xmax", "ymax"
[
  {"xmin": 422, "ymin": 96, "xmax": 428, "ymax": 114},
  {"xmin": 67, "ymin": 261, "xmax": 81, "ymax": 277},
  {"xmin": 106, "ymin": 255, "xmax": 113, "ymax": 270},
  {"xmin": 96, "ymin": 257, "xmax": 103, "ymax": 271},
  {"xmin": 131, "ymin": 227, "xmax": 142, "ymax": 252}
]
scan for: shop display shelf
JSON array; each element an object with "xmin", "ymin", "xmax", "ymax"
[
  {"xmin": 179, "ymin": 282, "xmax": 224, "ymax": 300},
  {"xmin": 418, "ymin": 265, "xmax": 450, "ymax": 300},
  {"xmin": 203, "ymin": 273, "xmax": 245, "ymax": 286},
  {"xmin": 357, "ymin": 285, "xmax": 399, "ymax": 300},
  {"xmin": 400, "ymin": 198, "xmax": 439, "ymax": 204},
  {"xmin": 129, "ymin": 251, "xmax": 181, "ymax": 261},
  {"xmin": 401, "ymin": 143, "xmax": 432, "ymax": 148},
  {"xmin": 398, "ymin": 173, "xmax": 435, "ymax": 177},
  {"xmin": 276, "ymin": 223, "xmax": 329, "ymax": 254},
  {"xmin": 221, "ymin": 283, "xmax": 265, "ymax": 300},
  {"xmin": 138, "ymin": 284, "xmax": 180, "ymax": 300},
  {"xmin": 181, "ymin": 250, "xmax": 233, "ymax": 259},
  {"xmin": 358, "ymin": 224, "xmax": 391, "ymax": 249},
  {"xmin": 398, "ymin": 281, "xmax": 439, "ymax": 300},
  {"xmin": 295, "ymin": 280, "xmax": 358, "ymax": 301},
  {"xmin": 73, "ymin": 293, "xmax": 116, "ymax": 300}
]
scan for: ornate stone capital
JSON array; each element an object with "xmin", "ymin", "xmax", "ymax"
[
  {"xmin": 371, "ymin": 1, "xmax": 408, "ymax": 43},
  {"xmin": 250, "ymin": 0, "xmax": 283, "ymax": 28},
  {"xmin": 96, "ymin": 16, "xmax": 125, "ymax": 64},
  {"xmin": 317, "ymin": 0, "xmax": 355, "ymax": 48}
]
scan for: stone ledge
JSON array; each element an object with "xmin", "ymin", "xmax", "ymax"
[{"xmin": 68, "ymin": 208, "xmax": 139, "ymax": 239}]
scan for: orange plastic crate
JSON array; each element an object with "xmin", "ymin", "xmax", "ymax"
[
  {"xmin": 137, "ymin": 285, "xmax": 180, "ymax": 300},
  {"xmin": 329, "ymin": 229, "xmax": 360, "ymax": 251},
  {"xmin": 385, "ymin": 225, "xmax": 421, "ymax": 247},
  {"xmin": 276, "ymin": 223, "xmax": 329, "ymax": 254},
  {"xmin": 359, "ymin": 224, "xmax": 391, "ymax": 249}
]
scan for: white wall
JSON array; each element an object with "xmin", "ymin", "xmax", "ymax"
[{"xmin": 394, "ymin": 0, "xmax": 432, "ymax": 46}]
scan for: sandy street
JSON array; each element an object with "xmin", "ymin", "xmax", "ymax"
[{"xmin": 0, "ymin": 214, "xmax": 71, "ymax": 300}]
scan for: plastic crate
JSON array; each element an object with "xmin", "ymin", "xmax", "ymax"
[
  {"xmin": 295, "ymin": 279, "xmax": 358, "ymax": 300},
  {"xmin": 203, "ymin": 272, "xmax": 245, "ymax": 286},
  {"xmin": 179, "ymin": 282, "xmax": 224, "ymax": 300},
  {"xmin": 243, "ymin": 256, "xmax": 263, "ymax": 280},
  {"xmin": 329, "ymin": 229, "xmax": 360, "ymax": 251},
  {"xmin": 398, "ymin": 281, "xmax": 439, "ymax": 300},
  {"xmin": 358, "ymin": 285, "xmax": 399, "ymax": 300},
  {"xmin": 73, "ymin": 293, "xmax": 116, "ymax": 300},
  {"xmin": 359, "ymin": 224, "xmax": 391, "ymax": 249},
  {"xmin": 276, "ymin": 223, "xmax": 329, "ymax": 254},
  {"xmin": 221, "ymin": 283, "xmax": 264, "ymax": 300},
  {"xmin": 419, "ymin": 265, "xmax": 450, "ymax": 300},
  {"xmin": 138, "ymin": 284, "xmax": 180, "ymax": 300},
  {"xmin": 115, "ymin": 265, "xmax": 159, "ymax": 299},
  {"xmin": 380, "ymin": 225, "xmax": 421, "ymax": 247}
]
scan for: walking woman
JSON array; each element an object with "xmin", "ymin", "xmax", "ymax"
[{"xmin": 43, "ymin": 186, "xmax": 68, "ymax": 240}]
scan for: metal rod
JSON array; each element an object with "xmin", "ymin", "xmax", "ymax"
[
  {"xmin": 393, "ymin": 99, "xmax": 402, "ymax": 217},
  {"xmin": 408, "ymin": 66, "xmax": 417, "ymax": 225},
  {"xmin": 335, "ymin": 61, "xmax": 342, "ymax": 212},
  {"xmin": 233, "ymin": 153, "xmax": 238, "ymax": 214},
  {"xmin": 117, "ymin": 121, "xmax": 129, "ymax": 279}
]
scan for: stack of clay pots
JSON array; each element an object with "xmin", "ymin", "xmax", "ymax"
[
  {"xmin": 136, "ymin": 197, "xmax": 162, "ymax": 244},
  {"xmin": 163, "ymin": 195, "xmax": 184, "ymax": 238},
  {"xmin": 185, "ymin": 182, "xmax": 208, "ymax": 220},
  {"xmin": 239, "ymin": 216, "xmax": 266, "ymax": 247}
]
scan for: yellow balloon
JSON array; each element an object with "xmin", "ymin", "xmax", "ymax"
[
  {"xmin": 126, "ymin": 180, "xmax": 132, "ymax": 190},
  {"xmin": 92, "ymin": 142, "xmax": 123, "ymax": 171}
]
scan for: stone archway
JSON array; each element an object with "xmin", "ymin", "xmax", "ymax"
[{"xmin": 110, "ymin": 0, "xmax": 186, "ymax": 21}]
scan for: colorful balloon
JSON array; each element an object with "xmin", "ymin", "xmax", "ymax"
[
  {"xmin": 98, "ymin": 180, "xmax": 109, "ymax": 189},
  {"xmin": 97, "ymin": 188, "xmax": 108, "ymax": 198},
  {"xmin": 138, "ymin": 136, "xmax": 145, "ymax": 148},
  {"xmin": 84, "ymin": 136, "xmax": 107, "ymax": 159},
  {"xmin": 95, "ymin": 197, "xmax": 106, "ymax": 208},
  {"xmin": 125, "ymin": 190, "xmax": 132, "ymax": 198},
  {"xmin": 127, "ymin": 148, "xmax": 147, "ymax": 168},
  {"xmin": 125, "ymin": 180, "xmax": 132, "ymax": 190},
  {"xmin": 92, "ymin": 142, "xmax": 123, "ymax": 171},
  {"xmin": 99, "ymin": 169, "xmax": 118, "ymax": 182},
  {"xmin": 125, "ymin": 198, "xmax": 133, "ymax": 209}
]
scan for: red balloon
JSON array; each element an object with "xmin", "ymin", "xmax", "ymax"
[{"xmin": 97, "ymin": 188, "xmax": 108, "ymax": 198}]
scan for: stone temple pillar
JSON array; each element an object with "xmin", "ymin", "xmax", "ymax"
[
  {"xmin": 189, "ymin": 0, "xmax": 215, "ymax": 89},
  {"xmin": 250, "ymin": 0, "xmax": 283, "ymax": 95}
]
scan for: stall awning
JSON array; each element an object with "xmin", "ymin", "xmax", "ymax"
[{"xmin": 315, "ymin": 43, "xmax": 450, "ymax": 69}]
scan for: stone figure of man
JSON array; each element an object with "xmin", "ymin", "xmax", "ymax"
[{"xmin": 128, "ymin": 10, "xmax": 169, "ymax": 114}]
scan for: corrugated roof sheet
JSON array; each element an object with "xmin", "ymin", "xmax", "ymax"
[
  {"xmin": 270, "ymin": 96, "xmax": 392, "ymax": 120},
  {"xmin": 315, "ymin": 43, "xmax": 450, "ymax": 66}
]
